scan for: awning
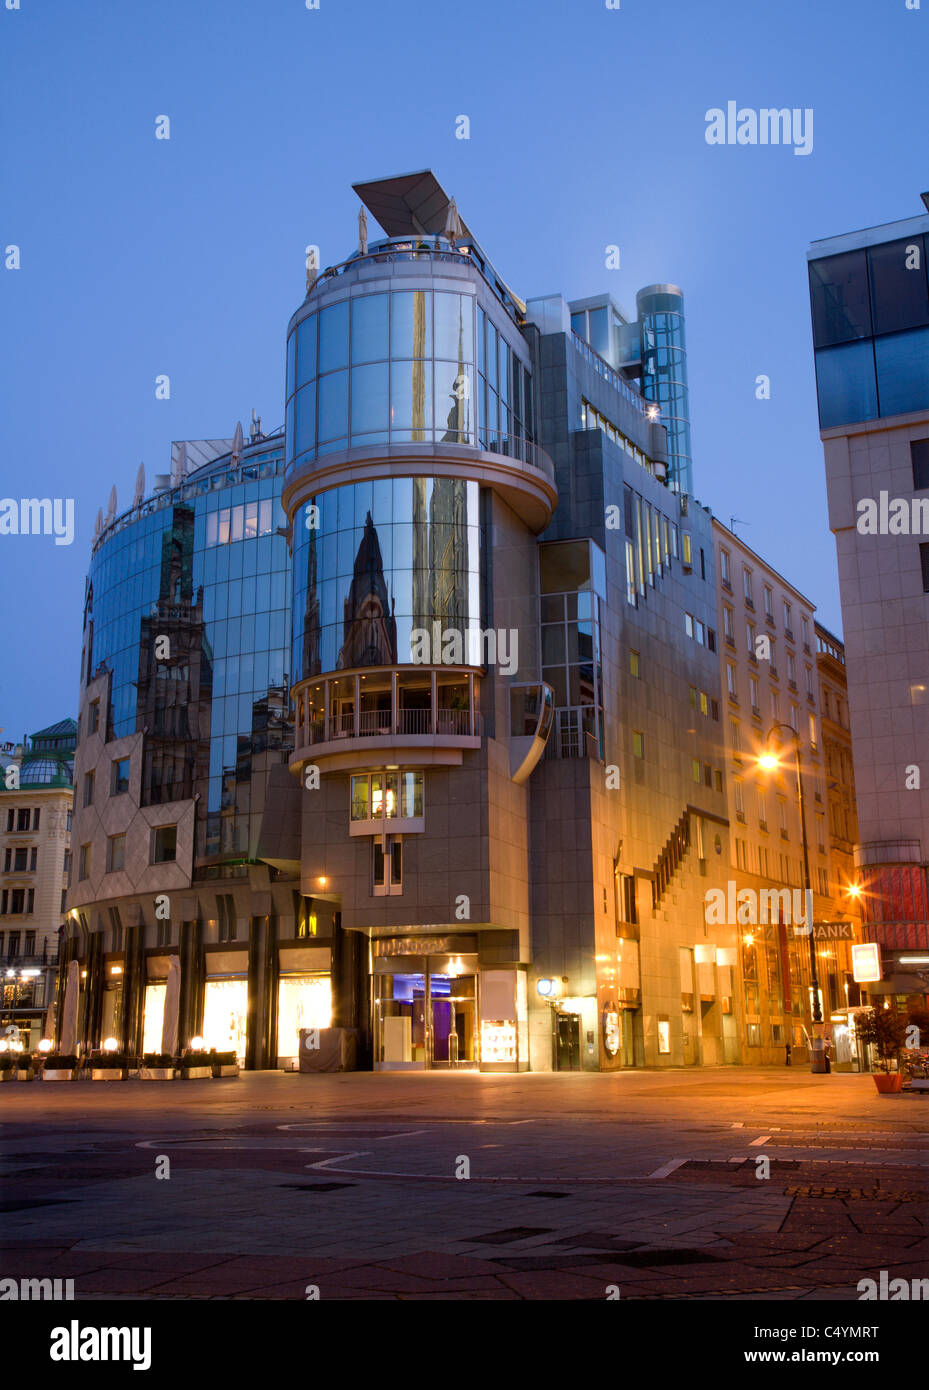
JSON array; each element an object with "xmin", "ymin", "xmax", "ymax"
[{"xmin": 352, "ymin": 170, "xmax": 473, "ymax": 240}]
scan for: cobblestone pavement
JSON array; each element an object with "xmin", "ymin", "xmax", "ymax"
[{"xmin": 1, "ymin": 1069, "xmax": 926, "ymax": 1300}]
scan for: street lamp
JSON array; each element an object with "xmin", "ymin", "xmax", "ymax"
[{"xmin": 758, "ymin": 723, "xmax": 830, "ymax": 1075}]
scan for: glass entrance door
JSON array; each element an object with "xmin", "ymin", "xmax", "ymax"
[{"xmin": 429, "ymin": 974, "xmax": 476, "ymax": 1068}]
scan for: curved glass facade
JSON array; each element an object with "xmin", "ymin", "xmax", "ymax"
[
  {"xmin": 286, "ymin": 289, "xmax": 534, "ymax": 466},
  {"xmin": 83, "ymin": 450, "xmax": 291, "ymax": 856},
  {"xmin": 636, "ymin": 287, "xmax": 693, "ymax": 496},
  {"xmin": 287, "ymin": 290, "xmax": 475, "ymax": 464},
  {"xmin": 292, "ymin": 476, "xmax": 482, "ymax": 680}
]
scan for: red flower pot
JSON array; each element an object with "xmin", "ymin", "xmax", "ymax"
[{"xmin": 873, "ymin": 1072, "xmax": 903, "ymax": 1094}]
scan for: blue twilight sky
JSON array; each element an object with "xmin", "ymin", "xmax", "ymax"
[{"xmin": 1, "ymin": 0, "xmax": 926, "ymax": 742}]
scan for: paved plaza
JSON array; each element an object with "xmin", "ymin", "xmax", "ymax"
[{"xmin": 1, "ymin": 1068, "xmax": 926, "ymax": 1300}]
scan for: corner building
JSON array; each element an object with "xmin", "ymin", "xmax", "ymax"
[{"xmin": 65, "ymin": 172, "xmax": 744, "ymax": 1070}]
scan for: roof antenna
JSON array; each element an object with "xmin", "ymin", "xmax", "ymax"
[{"xmin": 730, "ymin": 516, "xmax": 749, "ymax": 535}]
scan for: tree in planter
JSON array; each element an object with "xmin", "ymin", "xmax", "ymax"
[{"xmin": 855, "ymin": 1006, "xmax": 909, "ymax": 1072}]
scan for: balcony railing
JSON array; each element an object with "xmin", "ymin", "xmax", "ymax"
[
  {"xmin": 307, "ymin": 706, "xmax": 479, "ymax": 746},
  {"xmin": 294, "ymin": 666, "xmax": 482, "ymax": 758}
]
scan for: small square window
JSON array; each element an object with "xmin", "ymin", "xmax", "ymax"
[{"xmin": 152, "ymin": 825, "xmax": 177, "ymax": 864}]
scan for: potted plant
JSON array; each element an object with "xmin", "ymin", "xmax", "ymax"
[
  {"xmin": 15, "ymin": 1052, "xmax": 35, "ymax": 1081},
  {"xmin": 855, "ymin": 1007, "xmax": 909, "ymax": 1092},
  {"xmin": 176, "ymin": 1049, "xmax": 212, "ymax": 1080},
  {"xmin": 209, "ymin": 1050, "xmax": 240, "ymax": 1079},
  {"xmin": 41, "ymin": 1053, "xmax": 79, "ymax": 1081},
  {"xmin": 90, "ymin": 1052, "xmax": 132, "ymax": 1081},
  {"xmin": 139, "ymin": 1053, "xmax": 176, "ymax": 1080},
  {"xmin": 0, "ymin": 1053, "xmax": 15, "ymax": 1083}
]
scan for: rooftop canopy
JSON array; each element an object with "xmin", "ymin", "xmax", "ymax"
[{"xmin": 353, "ymin": 169, "xmax": 472, "ymax": 240}]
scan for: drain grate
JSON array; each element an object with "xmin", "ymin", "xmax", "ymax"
[
  {"xmin": 472, "ymin": 1227, "xmax": 554, "ymax": 1245},
  {"xmin": 527, "ymin": 1191, "xmax": 572, "ymax": 1200},
  {"xmin": 277, "ymin": 1182, "xmax": 357, "ymax": 1192},
  {"xmin": 0, "ymin": 1198, "xmax": 76, "ymax": 1213}
]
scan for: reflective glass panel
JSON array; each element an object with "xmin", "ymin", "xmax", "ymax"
[
  {"xmin": 318, "ymin": 301, "xmax": 349, "ymax": 373},
  {"xmin": 352, "ymin": 294, "xmax": 389, "ymax": 364}
]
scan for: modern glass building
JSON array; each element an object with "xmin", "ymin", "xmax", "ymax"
[
  {"xmin": 808, "ymin": 193, "xmax": 929, "ymax": 999},
  {"xmin": 62, "ymin": 169, "xmax": 806, "ymax": 1072}
]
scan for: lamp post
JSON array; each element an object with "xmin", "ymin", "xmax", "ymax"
[{"xmin": 759, "ymin": 722, "xmax": 830, "ymax": 1075}]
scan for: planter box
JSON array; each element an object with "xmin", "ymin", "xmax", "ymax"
[
  {"xmin": 15, "ymin": 1069, "xmax": 35, "ymax": 1081},
  {"xmin": 42, "ymin": 1069, "xmax": 76, "ymax": 1081},
  {"xmin": 211, "ymin": 1064, "xmax": 240, "ymax": 1078},
  {"xmin": 873, "ymin": 1072, "xmax": 904, "ymax": 1094},
  {"xmin": 178, "ymin": 1066, "xmax": 212, "ymax": 1080},
  {"xmin": 140, "ymin": 1068, "xmax": 176, "ymax": 1081},
  {"xmin": 0, "ymin": 1071, "xmax": 15, "ymax": 1083},
  {"xmin": 91, "ymin": 1068, "xmax": 128, "ymax": 1081}
]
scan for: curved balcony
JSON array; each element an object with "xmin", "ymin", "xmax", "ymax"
[
  {"xmin": 292, "ymin": 665, "xmax": 482, "ymax": 774},
  {"xmin": 283, "ymin": 434, "xmax": 556, "ymax": 534}
]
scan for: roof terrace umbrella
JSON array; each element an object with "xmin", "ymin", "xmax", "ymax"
[
  {"xmin": 161, "ymin": 957, "xmax": 181, "ymax": 1056},
  {"xmin": 59, "ymin": 959, "xmax": 79, "ymax": 1053}
]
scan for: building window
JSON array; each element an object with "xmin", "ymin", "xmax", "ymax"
[
  {"xmin": 629, "ymin": 649, "xmax": 640, "ymax": 678},
  {"xmin": 723, "ymin": 605, "xmax": 734, "ymax": 642},
  {"xmin": 783, "ymin": 601, "xmax": 793, "ymax": 636},
  {"xmin": 743, "ymin": 567, "xmax": 753, "ymax": 607},
  {"xmin": 809, "ymin": 712, "xmax": 818, "ymax": 751},
  {"xmin": 83, "ymin": 771, "xmax": 95, "ymax": 808},
  {"xmin": 757, "ymin": 788, "xmax": 768, "ymax": 829},
  {"xmin": 692, "ymin": 758, "xmax": 701, "ymax": 784},
  {"xmin": 8, "ymin": 930, "xmax": 20, "ymax": 955},
  {"xmin": 912, "ymin": 439, "xmax": 929, "ymax": 491},
  {"xmin": 787, "ymin": 652, "xmax": 796, "ymax": 685},
  {"xmin": 112, "ymin": 758, "xmax": 130, "ymax": 796},
  {"xmin": 29, "ymin": 847, "xmax": 37, "ymax": 871},
  {"xmin": 79, "ymin": 844, "xmax": 91, "ymax": 880},
  {"xmin": 16, "ymin": 808, "xmax": 30, "ymax": 832},
  {"xmin": 684, "ymin": 613, "xmax": 694, "ymax": 638},
  {"xmin": 108, "ymin": 907, "xmax": 123, "ymax": 952},
  {"xmin": 63, "ymin": 849, "xmax": 71, "ymax": 873},
  {"xmin": 13, "ymin": 848, "xmax": 27, "ymax": 871},
  {"xmin": 350, "ymin": 770, "xmax": 423, "ymax": 823},
  {"xmin": 632, "ymin": 731, "xmax": 644, "ymax": 759},
  {"xmin": 218, "ymin": 893, "xmax": 237, "ymax": 942},
  {"xmin": 720, "ymin": 547, "xmax": 731, "ymax": 586},
  {"xmin": 107, "ymin": 834, "xmax": 126, "ymax": 873},
  {"xmin": 746, "ymin": 620, "xmax": 755, "ymax": 655},
  {"xmin": 32, "ymin": 808, "xmax": 40, "ymax": 831},
  {"xmin": 682, "ymin": 532, "xmax": 693, "ymax": 568},
  {"xmin": 921, "ymin": 543, "xmax": 929, "ymax": 595},
  {"xmin": 730, "ymin": 718, "xmax": 741, "ymax": 754},
  {"xmin": 5, "ymin": 809, "xmax": 11, "ymax": 832},
  {"xmin": 801, "ymin": 615, "xmax": 811, "ymax": 651},
  {"xmin": 151, "ymin": 826, "xmax": 177, "ymax": 864},
  {"xmin": 749, "ymin": 675, "xmax": 759, "ymax": 713},
  {"xmin": 24, "ymin": 930, "xmax": 35, "ymax": 955},
  {"xmin": 763, "ymin": 585, "xmax": 773, "ymax": 619},
  {"xmin": 771, "ymin": 690, "xmax": 779, "ymax": 722},
  {"xmin": 89, "ymin": 700, "xmax": 99, "ymax": 734},
  {"xmin": 618, "ymin": 873, "xmax": 637, "ymax": 925},
  {"xmin": 66, "ymin": 809, "xmax": 72, "ymax": 831},
  {"xmin": 373, "ymin": 836, "xmax": 403, "ymax": 896},
  {"xmin": 734, "ymin": 780, "xmax": 745, "ymax": 818}
]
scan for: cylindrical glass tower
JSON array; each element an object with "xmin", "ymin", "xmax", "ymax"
[{"xmin": 636, "ymin": 284, "xmax": 693, "ymax": 496}]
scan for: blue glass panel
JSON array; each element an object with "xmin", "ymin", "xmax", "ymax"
[
  {"xmin": 351, "ymin": 294, "xmax": 389, "ymax": 364},
  {"xmin": 296, "ymin": 313, "xmax": 317, "ymax": 385},
  {"xmin": 815, "ymin": 340, "xmax": 877, "ymax": 428},
  {"xmin": 434, "ymin": 361, "xmax": 473, "ymax": 442},
  {"xmin": 318, "ymin": 301, "xmax": 349, "ymax": 373},
  {"xmin": 295, "ymin": 381, "xmax": 317, "ymax": 457},
  {"xmin": 875, "ymin": 328, "xmax": 929, "ymax": 417},
  {"xmin": 391, "ymin": 290, "xmax": 432, "ymax": 359},
  {"xmin": 435, "ymin": 292, "xmax": 472, "ymax": 362},
  {"xmin": 318, "ymin": 369, "xmax": 348, "ymax": 442},
  {"xmin": 390, "ymin": 359, "xmax": 433, "ymax": 441},
  {"xmin": 351, "ymin": 363, "xmax": 389, "ymax": 435},
  {"xmin": 286, "ymin": 331, "xmax": 296, "ymax": 398}
]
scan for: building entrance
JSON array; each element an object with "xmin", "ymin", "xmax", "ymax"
[
  {"xmin": 556, "ymin": 1012, "xmax": 581, "ymax": 1070},
  {"xmin": 374, "ymin": 958, "xmax": 477, "ymax": 1069}
]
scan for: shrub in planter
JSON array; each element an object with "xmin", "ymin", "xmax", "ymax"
[
  {"xmin": 140, "ymin": 1053, "xmax": 176, "ymax": 1080},
  {"xmin": 15, "ymin": 1057, "xmax": 36, "ymax": 1081},
  {"xmin": 41, "ymin": 1054, "xmax": 79, "ymax": 1081},
  {"xmin": 0, "ymin": 1054, "xmax": 16, "ymax": 1081},
  {"xmin": 90, "ymin": 1053, "xmax": 132, "ymax": 1080},
  {"xmin": 176, "ymin": 1050, "xmax": 212, "ymax": 1080},
  {"xmin": 209, "ymin": 1050, "xmax": 240, "ymax": 1078}
]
